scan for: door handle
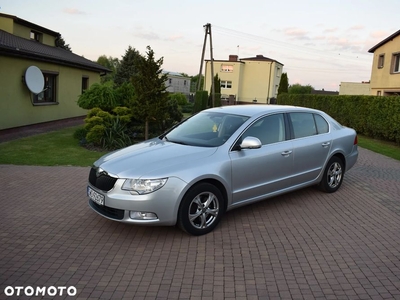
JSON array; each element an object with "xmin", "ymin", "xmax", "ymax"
[
  {"xmin": 281, "ymin": 150, "xmax": 292, "ymax": 156},
  {"xmin": 322, "ymin": 142, "xmax": 331, "ymax": 147}
]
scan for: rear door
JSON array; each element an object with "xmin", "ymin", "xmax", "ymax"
[
  {"xmin": 230, "ymin": 113, "xmax": 294, "ymax": 205},
  {"xmin": 289, "ymin": 112, "xmax": 332, "ymax": 186}
]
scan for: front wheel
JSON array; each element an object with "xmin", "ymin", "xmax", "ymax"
[
  {"xmin": 319, "ymin": 156, "xmax": 344, "ymax": 193},
  {"xmin": 178, "ymin": 183, "xmax": 224, "ymax": 236}
]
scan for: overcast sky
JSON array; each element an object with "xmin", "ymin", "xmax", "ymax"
[{"xmin": 1, "ymin": 0, "xmax": 399, "ymax": 90}]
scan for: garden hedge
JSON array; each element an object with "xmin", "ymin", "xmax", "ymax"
[{"xmin": 277, "ymin": 94, "xmax": 400, "ymax": 144}]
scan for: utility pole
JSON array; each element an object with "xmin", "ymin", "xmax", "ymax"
[{"xmin": 197, "ymin": 23, "xmax": 215, "ymax": 107}]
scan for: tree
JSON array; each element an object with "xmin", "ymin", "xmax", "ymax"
[
  {"xmin": 77, "ymin": 82, "xmax": 118, "ymax": 111},
  {"xmin": 288, "ymin": 83, "xmax": 313, "ymax": 94},
  {"xmin": 55, "ymin": 34, "xmax": 72, "ymax": 52},
  {"xmin": 278, "ymin": 72, "xmax": 289, "ymax": 94},
  {"xmin": 209, "ymin": 74, "xmax": 221, "ymax": 107},
  {"xmin": 97, "ymin": 55, "xmax": 120, "ymax": 83},
  {"xmin": 130, "ymin": 46, "xmax": 170, "ymax": 140},
  {"xmin": 114, "ymin": 46, "xmax": 141, "ymax": 86},
  {"xmin": 168, "ymin": 93, "xmax": 188, "ymax": 106},
  {"xmin": 190, "ymin": 74, "xmax": 204, "ymax": 92}
]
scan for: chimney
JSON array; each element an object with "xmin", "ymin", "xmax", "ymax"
[
  {"xmin": 229, "ymin": 55, "xmax": 238, "ymax": 62},
  {"xmin": 256, "ymin": 55, "xmax": 264, "ymax": 58}
]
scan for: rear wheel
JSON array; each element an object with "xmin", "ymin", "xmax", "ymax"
[
  {"xmin": 319, "ymin": 156, "xmax": 344, "ymax": 193},
  {"xmin": 178, "ymin": 183, "xmax": 224, "ymax": 236}
]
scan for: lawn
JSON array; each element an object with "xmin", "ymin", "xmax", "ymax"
[
  {"xmin": 0, "ymin": 127, "xmax": 399, "ymax": 167},
  {"xmin": 357, "ymin": 135, "xmax": 400, "ymax": 161},
  {"xmin": 0, "ymin": 126, "xmax": 107, "ymax": 167}
]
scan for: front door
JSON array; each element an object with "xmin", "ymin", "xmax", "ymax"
[{"xmin": 229, "ymin": 114, "xmax": 294, "ymax": 205}]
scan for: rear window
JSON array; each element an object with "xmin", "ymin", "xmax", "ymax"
[{"xmin": 314, "ymin": 114, "xmax": 329, "ymax": 134}]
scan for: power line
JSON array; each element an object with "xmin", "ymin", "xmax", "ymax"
[{"xmin": 212, "ymin": 25, "xmax": 372, "ymax": 65}]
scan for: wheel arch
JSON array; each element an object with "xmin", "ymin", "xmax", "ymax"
[
  {"xmin": 179, "ymin": 178, "xmax": 229, "ymax": 213},
  {"xmin": 330, "ymin": 152, "xmax": 346, "ymax": 172}
]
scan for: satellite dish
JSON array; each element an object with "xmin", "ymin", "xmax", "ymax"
[{"xmin": 25, "ymin": 66, "xmax": 45, "ymax": 94}]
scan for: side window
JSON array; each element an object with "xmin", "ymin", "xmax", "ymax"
[
  {"xmin": 33, "ymin": 72, "xmax": 58, "ymax": 104},
  {"xmin": 243, "ymin": 114, "xmax": 285, "ymax": 145},
  {"xmin": 290, "ymin": 113, "xmax": 317, "ymax": 138},
  {"xmin": 314, "ymin": 114, "xmax": 329, "ymax": 134}
]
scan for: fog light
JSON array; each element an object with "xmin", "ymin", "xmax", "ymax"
[{"xmin": 130, "ymin": 211, "xmax": 158, "ymax": 220}]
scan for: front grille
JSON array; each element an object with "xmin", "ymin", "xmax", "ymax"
[
  {"xmin": 89, "ymin": 199, "xmax": 125, "ymax": 220},
  {"xmin": 89, "ymin": 167, "xmax": 118, "ymax": 192}
]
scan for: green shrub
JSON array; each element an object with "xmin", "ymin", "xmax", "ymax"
[
  {"xmin": 77, "ymin": 82, "xmax": 118, "ymax": 111},
  {"xmin": 86, "ymin": 107, "xmax": 103, "ymax": 118},
  {"xmin": 84, "ymin": 116, "xmax": 104, "ymax": 131},
  {"xmin": 193, "ymin": 91, "xmax": 208, "ymax": 113},
  {"xmin": 96, "ymin": 111, "xmax": 113, "ymax": 126},
  {"xmin": 112, "ymin": 106, "xmax": 132, "ymax": 116},
  {"xmin": 169, "ymin": 93, "xmax": 188, "ymax": 106},
  {"xmin": 214, "ymin": 93, "xmax": 221, "ymax": 107},
  {"xmin": 102, "ymin": 117, "xmax": 134, "ymax": 150},
  {"xmin": 86, "ymin": 125, "xmax": 106, "ymax": 145},
  {"xmin": 73, "ymin": 127, "xmax": 87, "ymax": 143},
  {"xmin": 181, "ymin": 103, "xmax": 194, "ymax": 113},
  {"xmin": 78, "ymin": 107, "xmax": 136, "ymax": 149}
]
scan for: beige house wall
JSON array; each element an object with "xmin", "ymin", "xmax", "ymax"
[
  {"xmin": 204, "ymin": 60, "xmax": 244, "ymax": 102},
  {"xmin": 204, "ymin": 57, "xmax": 282, "ymax": 104},
  {"xmin": 339, "ymin": 82, "xmax": 371, "ymax": 95},
  {"xmin": 0, "ymin": 56, "xmax": 100, "ymax": 130},
  {"xmin": 370, "ymin": 34, "xmax": 400, "ymax": 95}
]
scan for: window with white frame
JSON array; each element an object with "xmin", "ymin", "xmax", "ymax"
[
  {"xmin": 221, "ymin": 65, "xmax": 233, "ymax": 72},
  {"xmin": 30, "ymin": 30, "xmax": 41, "ymax": 42},
  {"xmin": 221, "ymin": 80, "xmax": 232, "ymax": 89}
]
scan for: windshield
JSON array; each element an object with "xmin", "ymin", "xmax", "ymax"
[{"xmin": 165, "ymin": 112, "xmax": 249, "ymax": 147}]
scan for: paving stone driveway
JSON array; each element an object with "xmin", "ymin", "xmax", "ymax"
[{"xmin": 1, "ymin": 147, "xmax": 400, "ymax": 300}]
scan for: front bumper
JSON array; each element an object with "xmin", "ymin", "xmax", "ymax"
[{"xmin": 87, "ymin": 177, "xmax": 187, "ymax": 226}]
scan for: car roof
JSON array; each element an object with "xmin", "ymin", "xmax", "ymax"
[{"xmin": 204, "ymin": 104, "xmax": 319, "ymax": 117}]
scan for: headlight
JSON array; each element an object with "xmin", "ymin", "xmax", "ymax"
[{"xmin": 122, "ymin": 178, "xmax": 168, "ymax": 195}]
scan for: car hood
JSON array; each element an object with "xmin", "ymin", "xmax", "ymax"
[{"xmin": 94, "ymin": 138, "xmax": 217, "ymax": 178}]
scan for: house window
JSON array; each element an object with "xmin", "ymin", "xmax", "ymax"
[
  {"xmin": 378, "ymin": 54, "xmax": 385, "ymax": 68},
  {"xmin": 377, "ymin": 91, "xmax": 381, "ymax": 96},
  {"xmin": 82, "ymin": 76, "xmax": 89, "ymax": 93},
  {"xmin": 392, "ymin": 53, "xmax": 400, "ymax": 73},
  {"xmin": 221, "ymin": 80, "xmax": 232, "ymax": 89},
  {"xmin": 221, "ymin": 65, "xmax": 233, "ymax": 72},
  {"xmin": 276, "ymin": 67, "xmax": 281, "ymax": 77},
  {"xmin": 169, "ymin": 78, "xmax": 172, "ymax": 84},
  {"xmin": 33, "ymin": 72, "xmax": 58, "ymax": 104},
  {"xmin": 30, "ymin": 30, "xmax": 41, "ymax": 42},
  {"xmin": 184, "ymin": 80, "xmax": 186, "ymax": 86}
]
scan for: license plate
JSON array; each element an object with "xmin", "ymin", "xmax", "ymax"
[{"xmin": 87, "ymin": 186, "xmax": 105, "ymax": 206}]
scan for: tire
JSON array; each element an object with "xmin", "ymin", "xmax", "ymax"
[
  {"xmin": 319, "ymin": 156, "xmax": 344, "ymax": 193},
  {"xmin": 178, "ymin": 182, "xmax": 224, "ymax": 236}
]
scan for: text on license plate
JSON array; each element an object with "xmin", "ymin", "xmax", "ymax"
[{"xmin": 88, "ymin": 186, "xmax": 105, "ymax": 206}]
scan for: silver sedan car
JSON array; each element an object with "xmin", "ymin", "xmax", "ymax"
[{"xmin": 87, "ymin": 105, "xmax": 358, "ymax": 235}]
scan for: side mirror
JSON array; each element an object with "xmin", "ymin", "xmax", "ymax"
[{"xmin": 240, "ymin": 136, "xmax": 262, "ymax": 149}]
